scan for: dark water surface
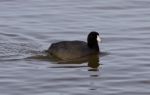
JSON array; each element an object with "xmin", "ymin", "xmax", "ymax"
[{"xmin": 0, "ymin": 0, "xmax": 150, "ymax": 95}]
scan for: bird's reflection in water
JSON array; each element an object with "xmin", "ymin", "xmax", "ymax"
[
  {"xmin": 88, "ymin": 54, "xmax": 101, "ymax": 91},
  {"xmin": 29, "ymin": 52, "xmax": 101, "ymax": 70},
  {"xmin": 51, "ymin": 51, "xmax": 109, "ymax": 69},
  {"xmin": 54, "ymin": 54, "xmax": 101, "ymax": 91},
  {"xmin": 53, "ymin": 53, "xmax": 101, "ymax": 70},
  {"xmin": 87, "ymin": 54, "xmax": 100, "ymax": 71}
]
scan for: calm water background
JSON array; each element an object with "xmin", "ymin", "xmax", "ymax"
[{"xmin": 0, "ymin": 0, "xmax": 150, "ymax": 95}]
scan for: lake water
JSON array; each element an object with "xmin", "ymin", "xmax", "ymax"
[{"xmin": 0, "ymin": 0, "xmax": 150, "ymax": 95}]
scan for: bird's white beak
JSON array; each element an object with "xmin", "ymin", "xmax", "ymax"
[{"xmin": 97, "ymin": 35, "xmax": 101, "ymax": 43}]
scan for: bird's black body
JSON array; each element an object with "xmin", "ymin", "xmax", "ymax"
[{"xmin": 47, "ymin": 31, "xmax": 100, "ymax": 60}]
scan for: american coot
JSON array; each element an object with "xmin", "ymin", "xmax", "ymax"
[{"xmin": 47, "ymin": 31, "xmax": 101, "ymax": 60}]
